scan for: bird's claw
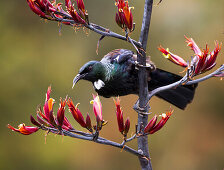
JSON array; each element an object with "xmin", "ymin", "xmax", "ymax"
[
  {"xmin": 134, "ymin": 61, "xmax": 155, "ymax": 71},
  {"xmin": 133, "ymin": 100, "xmax": 151, "ymax": 115}
]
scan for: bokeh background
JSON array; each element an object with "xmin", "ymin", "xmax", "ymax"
[{"xmin": 1, "ymin": 0, "xmax": 224, "ymax": 169}]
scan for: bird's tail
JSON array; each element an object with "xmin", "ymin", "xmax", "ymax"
[{"xmin": 149, "ymin": 68, "xmax": 198, "ymax": 110}]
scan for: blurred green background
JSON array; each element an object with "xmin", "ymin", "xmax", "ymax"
[{"xmin": 1, "ymin": 0, "xmax": 224, "ymax": 169}]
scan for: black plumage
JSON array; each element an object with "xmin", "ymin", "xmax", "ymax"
[{"xmin": 73, "ymin": 49, "xmax": 198, "ymax": 110}]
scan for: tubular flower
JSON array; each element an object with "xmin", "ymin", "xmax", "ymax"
[
  {"xmin": 187, "ymin": 39, "xmax": 222, "ymax": 75},
  {"xmin": 144, "ymin": 108, "xmax": 173, "ymax": 135},
  {"xmin": 62, "ymin": 116, "xmax": 74, "ymax": 130},
  {"xmin": 65, "ymin": 0, "xmax": 87, "ymax": 24},
  {"xmin": 158, "ymin": 46, "xmax": 188, "ymax": 67},
  {"xmin": 90, "ymin": 94, "xmax": 103, "ymax": 127},
  {"xmin": 85, "ymin": 113, "xmax": 93, "ymax": 132},
  {"xmin": 26, "ymin": 0, "xmax": 57, "ymax": 19},
  {"xmin": 76, "ymin": 0, "xmax": 87, "ymax": 20},
  {"xmin": 115, "ymin": 0, "xmax": 134, "ymax": 32},
  {"xmin": 57, "ymin": 99, "xmax": 66, "ymax": 128},
  {"xmin": 159, "ymin": 36, "xmax": 222, "ymax": 76},
  {"xmin": 43, "ymin": 88, "xmax": 57, "ymax": 126},
  {"xmin": 114, "ymin": 97, "xmax": 130, "ymax": 137},
  {"xmin": 26, "ymin": 0, "xmax": 88, "ymax": 25},
  {"xmin": 185, "ymin": 35, "xmax": 202, "ymax": 56},
  {"xmin": 67, "ymin": 99, "xmax": 87, "ymax": 128},
  {"xmin": 29, "ymin": 87, "xmax": 73, "ymax": 131},
  {"xmin": 30, "ymin": 115, "xmax": 41, "ymax": 127},
  {"xmin": 8, "ymin": 124, "xmax": 39, "ymax": 135},
  {"xmin": 124, "ymin": 118, "xmax": 130, "ymax": 136}
]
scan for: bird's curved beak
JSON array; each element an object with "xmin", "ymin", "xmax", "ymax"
[{"xmin": 72, "ymin": 73, "xmax": 87, "ymax": 89}]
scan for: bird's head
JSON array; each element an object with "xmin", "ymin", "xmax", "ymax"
[{"xmin": 73, "ymin": 61, "xmax": 105, "ymax": 88}]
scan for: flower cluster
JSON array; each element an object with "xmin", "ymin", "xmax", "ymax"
[
  {"xmin": 144, "ymin": 108, "xmax": 173, "ymax": 135},
  {"xmin": 8, "ymin": 87, "xmax": 174, "ymax": 138},
  {"xmin": 114, "ymin": 98, "xmax": 130, "ymax": 138},
  {"xmin": 26, "ymin": 0, "xmax": 88, "ymax": 25},
  {"xmin": 158, "ymin": 36, "xmax": 222, "ymax": 76},
  {"xmin": 8, "ymin": 87, "xmax": 106, "ymax": 135},
  {"xmin": 26, "ymin": 0, "xmax": 57, "ymax": 19},
  {"xmin": 115, "ymin": 0, "xmax": 134, "ymax": 32},
  {"xmin": 65, "ymin": 0, "xmax": 88, "ymax": 24},
  {"xmin": 185, "ymin": 36, "xmax": 221, "ymax": 76}
]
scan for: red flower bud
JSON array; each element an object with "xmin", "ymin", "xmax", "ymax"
[
  {"xmin": 57, "ymin": 99, "xmax": 66, "ymax": 127},
  {"xmin": 62, "ymin": 116, "xmax": 74, "ymax": 130},
  {"xmin": 158, "ymin": 46, "xmax": 188, "ymax": 67},
  {"xmin": 114, "ymin": 97, "xmax": 124, "ymax": 133},
  {"xmin": 185, "ymin": 35, "xmax": 202, "ymax": 56},
  {"xmin": 67, "ymin": 99, "xmax": 86, "ymax": 128},
  {"xmin": 65, "ymin": 0, "xmax": 87, "ymax": 24},
  {"xmin": 144, "ymin": 109, "xmax": 173, "ymax": 135},
  {"xmin": 124, "ymin": 118, "xmax": 130, "ymax": 136},
  {"xmin": 159, "ymin": 36, "xmax": 222, "ymax": 76},
  {"xmin": 36, "ymin": 113, "xmax": 52, "ymax": 127},
  {"xmin": 8, "ymin": 123, "xmax": 39, "ymax": 135},
  {"xmin": 114, "ymin": 97, "xmax": 130, "ymax": 136},
  {"xmin": 26, "ymin": 0, "xmax": 56, "ymax": 19},
  {"xmin": 115, "ymin": 0, "xmax": 134, "ymax": 32},
  {"xmin": 30, "ymin": 115, "xmax": 41, "ymax": 127},
  {"xmin": 91, "ymin": 94, "xmax": 103, "ymax": 123},
  {"xmin": 86, "ymin": 113, "xmax": 93, "ymax": 132},
  {"xmin": 144, "ymin": 115, "xmax": 157, "ymax": 134}
]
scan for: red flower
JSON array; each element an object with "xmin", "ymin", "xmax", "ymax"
[
  {"xmin": 43, "ymin": 88, "xmax": 57, "ymax": 126},
  {"xmin": 30, "ymin": 115, "xmax": 41, "ymax": 127},
  {"xmin": 114, "ymin": 97, "xmax": 130, "ymax": 137},
  {"xmin": 26, "ymin": 0, "xmax": 56, "ymax": 19},
  {"xmin": 91, "ymin": 94, "xmax": 103, "ymax": 126},
  {"xmin": 76, "ymin": 0, "xmax": 86, "ymax": 19},
  {"xmin": 62, "ymin": 116, "xmax": 74, "ymax": 130},
  {"xmin": 57, "ymin": 99, "xmax": 66, "ymax": 128},
  {"xmin": 158, "ymin": 46, "xmax": 188, "ymax": 67},
  {"xmin": 144, "ymin": 108, "xmax": 173, "ymax": 134},
  {"xmin": 186, "ymin": 37, "xmax": 222, "ymax": 75},
  {"xmin": 65, "ymin": 0, "xmax": 87, "ymax": 24},
  {"xmin": 115, "ymin": 0, "xmax": 134, "ymax": 32},
  {"xmin": 67, "ymin": 98, "xmax": 93, "ymax": 132},
  {"xmin": 124, "ymin": 118, "xmax": 130, "ymax": 136},
  {"xmin": 185, "ymin": 35, "xmax": 202, "ymax": 56},
  {"xmin": 8, "ymin": 123, "xmax": 39, "ymax": 135},
  {"xmin": 30, "ymin": 87, "xmax": 73, "ymax": 131},
  {"xmin": 159, "ymin": 36, "xmax": 222, "ymax": 76},
  {"xmin": 67, "ymin": 99, "xmax": 87, "ymax": 128},
  {"xmin": 85, "ymin": 113, "xmax": 93, "ymax": 132},
  {"xmin": 143, "ymin": 115, "xmax": 157, "ymax": 134}
]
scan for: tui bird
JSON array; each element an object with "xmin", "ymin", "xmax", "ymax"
[{"xmin": 73, "ymin": 49, "xmax": 198, "ymax": 110}]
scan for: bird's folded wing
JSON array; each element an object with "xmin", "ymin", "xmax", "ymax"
[{"xmin": 101, "ymin": 49, "xmax": 134, "ymax": 64}]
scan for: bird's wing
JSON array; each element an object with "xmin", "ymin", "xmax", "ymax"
[
  {"xmin": 132, "ymin": 54, "xmax": 155, "ymax": 67},
  {"xmin": 101, "ymin": 49, "xmax": 134, "ymax": 64}
]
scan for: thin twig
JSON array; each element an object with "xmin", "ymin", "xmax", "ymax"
[
  {"xmin": 148, "ymin": 65, "xmax": 224, "ymax": 101},
  {"xmin": 40, "ymin": 126, "xmax": 147, "ymax": 158},
  {"xmin": 50, "ymin": 12, "xmax": 142, "ymax": 48}
]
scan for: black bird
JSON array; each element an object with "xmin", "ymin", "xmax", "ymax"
[{"xmin": 73, "ymin": 49, "xmax": 197, "ymax": 110}]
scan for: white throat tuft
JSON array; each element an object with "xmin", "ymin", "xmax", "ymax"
[{"xmin": 94, "ymin": 79, "xmax": 105, "ymax": 90}]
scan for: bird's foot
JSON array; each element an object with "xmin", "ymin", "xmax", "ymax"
[
  {"xmin": 134, "ymin": 61, "xmax": 155, "ymax": 71},
  {"xmin": 133, "ymin": 100, "xmax": 151, "ymax": 115}
]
